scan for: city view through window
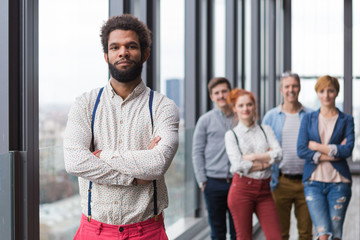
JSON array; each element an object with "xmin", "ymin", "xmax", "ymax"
[{"xmin": 38, "ymin": 0, "xmax": 360, "ymax": 239}]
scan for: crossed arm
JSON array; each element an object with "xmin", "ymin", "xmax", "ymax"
[
  {"xmin": 64, "ymin": 96, "xmax": 179, "ymax": 186},
  {"xmin": 307, "ymin": 139, "xmax": 346, "ymax": 162}
]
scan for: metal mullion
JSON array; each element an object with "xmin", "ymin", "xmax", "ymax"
[
  {"xmin": 283, "ymin": 0, "xmax": 291, "ymax": 71},
  {"xmin": 268, "ymin": 0, "xmax": 276, "ymax": 110},
  {"xmin": 109, "ymin": 0, "xmax": 130, "ymax": 17},
  {"xmin": 145, "ymin": 0, "xmax": 160, "ymax": 90},
  {"xmin": 251, "ymin": 0, "xmax": 261, "ymax": 113},
  {"xmin": 199, "ymin": 0, "xmax": 209, "ymax": 116},
  {"xmin": 225, "ymin": 0, "xmax": 238, "ymax": 88},
  {"xmin": 344, "ymin": 0, "xmax": 352, "ymax": 115}
]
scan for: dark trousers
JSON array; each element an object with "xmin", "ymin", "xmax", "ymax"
[{"xmin": 204, "ymin": 177, "xmax": 236, "ymax": 240}]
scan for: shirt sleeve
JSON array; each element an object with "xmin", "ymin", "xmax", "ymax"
[
  {"xmin": 262, "ymin": 125, "xmax": 282, "ymax": 165},
  {"xmin": 334, "ymin": 115, "xmax": 355, "ymax": 159},
  {"xmin": 103, "ymin": 97, "xmax": 180, "ymax": 181},
  {"xmin": 225, "ymin": 130, "xmax": 253, "ymax": 175},
  {"xmin": 64, "ymin": 94, "xmax": 134, "ymax": 186},
  {"xmin": 192, "ymin": 116, "xmax": 209, "ymax": 187}
]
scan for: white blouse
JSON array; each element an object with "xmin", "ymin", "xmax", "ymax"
[{"xmin": 225, "ymin": 122, "xmax": 282, "ymax": 179}]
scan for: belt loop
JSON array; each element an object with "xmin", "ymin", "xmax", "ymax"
[
  {"xmin": 137, "ymin": 225, "xmax": 143, "ymax": 236},
  {"xmin": 95, "ymin": 223, "xmax": 103, "ymax": 235}
]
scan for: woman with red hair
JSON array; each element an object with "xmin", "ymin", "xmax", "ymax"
[{"xmin": 225, "ymin": 88, "xmax": 282, "ymax": 240}]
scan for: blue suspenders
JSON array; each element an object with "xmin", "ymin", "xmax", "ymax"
[{"xmin": 88, "ymin": 88, "xmax": 157, "ymax": 222}]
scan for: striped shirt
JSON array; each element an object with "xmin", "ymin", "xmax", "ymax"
[
  {"xmin": 280, "ymin": 112, "xmax": 304, "ymax": 174},
  {"xmin": 64, "ymin": 81, "xmax": 179, "ymax": 225}
]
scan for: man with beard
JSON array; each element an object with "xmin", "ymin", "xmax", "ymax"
[
  {"xmin": 64, "ymin": 14, "xmax": 179, "ymax": 240},
  {"xmin": 262, "ymin": 71, "xmax": 312, "ymax": 240},
  {"xmin": 192, "ymin": 77, "xmax": 236, "ymax": 240}
]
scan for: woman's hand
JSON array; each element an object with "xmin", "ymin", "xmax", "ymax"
[
  {"xmin": 308, "ymin": 141, "xmax": 319, "ymax": 151},
  {"xmin": 242, "ymin": 154, "xmax": 256, "ymax": 162}
]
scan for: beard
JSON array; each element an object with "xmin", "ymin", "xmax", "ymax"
[{"xmin": 108, "ymin": 58, "xmax": 143, "ymax": 83}]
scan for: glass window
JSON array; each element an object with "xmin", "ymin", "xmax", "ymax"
[
  {"xmin": 213, "ymin": 0, "xmax": 226, "ymax": 77},
  {"xmin": 292, "ymin": 0, "xmax": 343, "ymax": 76},
  {"xmin": 160, "ymin": 0, "xmax": 189, "ymax": 227},
  {"xmin": 292, "ymin": 0, "xmax": 344, "ymax": 110},
  {"xmin": 39, "ymin": 0, "xmax": 108, "ymax": 238},
  {"xmin": 353, "ymin": 0, "xmax": 360, "ymax": 161}
]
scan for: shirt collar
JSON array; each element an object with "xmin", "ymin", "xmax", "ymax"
[
  {"xmin": 236, "ymin": 121, "xmax": 258, "ymax": 133},
  {"xmin": 276, "ymin": 103, "xmax": 306, "ymax": 114},
  {"xmin": 107, "ymin": 80, "xmax": 146, "ymax": 101},
  {"xmin": 214, "ymin": 105, "xmax": 233, "ymax": 118}
]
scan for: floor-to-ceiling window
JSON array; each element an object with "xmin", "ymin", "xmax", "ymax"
[
  {"xmin": 292, "ymin": 0, "xmax": 344, "ymax": 110},
  {"xmin": 39, "ymin": 0, "xmax": 108, "ymax": 238},
  {"xmin": 212, "ymin": 0, "xmax": 226, "ymax": 78},
  {"xmin": 159, "ymin": 0, "xmax": 193, "ymax": 227}
]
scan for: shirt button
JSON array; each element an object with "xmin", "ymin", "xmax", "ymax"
[
  {"xmin": 119, "ymin": 227, "xmax": 124, "ymax": 232},
  {"xmin": 120, "ymin": 120, "xmax": 123, "ymax": 124},
  {"xmin": 114, "ymin": 201, "xmax": 118, "ymax": 204},
  {"xmin": 119, "ymin": 140, "xmax": 122, "ymax": 144}
]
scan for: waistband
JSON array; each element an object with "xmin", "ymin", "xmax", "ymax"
[
  {"xmin": 235, "ymin": 174, "xmax": 271, "ymax": 184},
  {"xmin": 280, "ymin": 171, "xmax": 303, "ymax": 180},
  {"xmin": 207, "ymin": 176, "xmax": 232, "ymax": 183},
  {"xmin": 81, "ymin": 213, "xmax": 164, "ymax": 234}
]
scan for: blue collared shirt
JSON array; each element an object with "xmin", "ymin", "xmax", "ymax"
[
  {"xmin": 262, "ymin": 104, "xmax": 312, "ymax": 190},
  {"xmin": 192, "ymin": 107, "xmax": 235, "ymax": 187}
]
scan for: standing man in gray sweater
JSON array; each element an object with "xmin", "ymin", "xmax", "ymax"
[{"xmin": 192, "ymin": 77, "xmax": 236, "ymax": 240}]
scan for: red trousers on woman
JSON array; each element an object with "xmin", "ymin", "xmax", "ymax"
[{"xmin": 228, "ymin": 174, "xmax": 282, "ymax": 240}]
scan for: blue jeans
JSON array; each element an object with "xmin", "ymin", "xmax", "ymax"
[
  {"xmin": 303, "ymin": 180, "xmax": 351, "ymax": 239},
  {"xmin": 204, "ymin": 177, "xmax": 236, "ymax": 240}
]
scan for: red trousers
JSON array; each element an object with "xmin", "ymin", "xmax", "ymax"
[
  {"xmin": 228, "ymin": 174, "xmax": 282, "ymax": 240},
  {"xmin": 74, "ymin": 213, "xmax": 168, "ymax": 240}
]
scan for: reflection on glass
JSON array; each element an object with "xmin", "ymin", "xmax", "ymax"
[
  {"xmin": 160, "ymin": 0, "xmax": 187, "ymax": 227},
  {"xmin": 213, "ymin": 0, "xmax": 226, "ymax": 77},
  {"xmin": 39, "ymin": 0, "xmax": 108, "ymax": 239}
]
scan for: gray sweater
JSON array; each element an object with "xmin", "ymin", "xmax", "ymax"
[{"xmin": 192, "ymin": 107, "xmax": 234, "ymax": 187}]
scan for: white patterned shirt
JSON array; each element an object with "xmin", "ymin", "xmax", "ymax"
[
  {"xmin": 225, "ymin": 122, "xmax": 282, "ymax": 179},
  {"xmin": 64, "ymin": 81, "xmax": 179, "ymax": 225}
]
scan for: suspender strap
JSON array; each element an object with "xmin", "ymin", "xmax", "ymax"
[
  {"xmin": 149, "ymin": 90, "xmax": 158, "ymax": 220},
  {"xmin": 231, "ymin": 125, "xmax": 269, "ymax": 155},
  {"xmin": 87, "ymin": 88, "xmax": 158, "ymax": 222},
  {"xmin": 88, "ymin": 87, "xmax": 104, "ymax": 221},
  {"xmin": 231, "ymin": 129, "xmax": 242, "ymax": 155},
  {"xmin": 259, "ymin": 125, "xmax": 269, "ymax": 145}
]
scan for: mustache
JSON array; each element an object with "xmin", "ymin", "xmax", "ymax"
[{"xmin": 114, "ymin": 59, "xmax": 136, "ymax": 65}]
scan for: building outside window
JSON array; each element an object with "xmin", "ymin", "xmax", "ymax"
[{"xmin": 39, "ymin": 0, "xmax": 108, "ymax": 238}]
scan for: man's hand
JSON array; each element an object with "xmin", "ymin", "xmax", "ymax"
[
  {"xmin": 149, "ymin": 136, "xmax": 161, "ymax": 149},
  {"xmin": 201, "ymin": 182, "xmax": 207, "ymax": 192},
  {"xmin": 93, "ymin": 150, "xmax": 102, "ymax": 158}
]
